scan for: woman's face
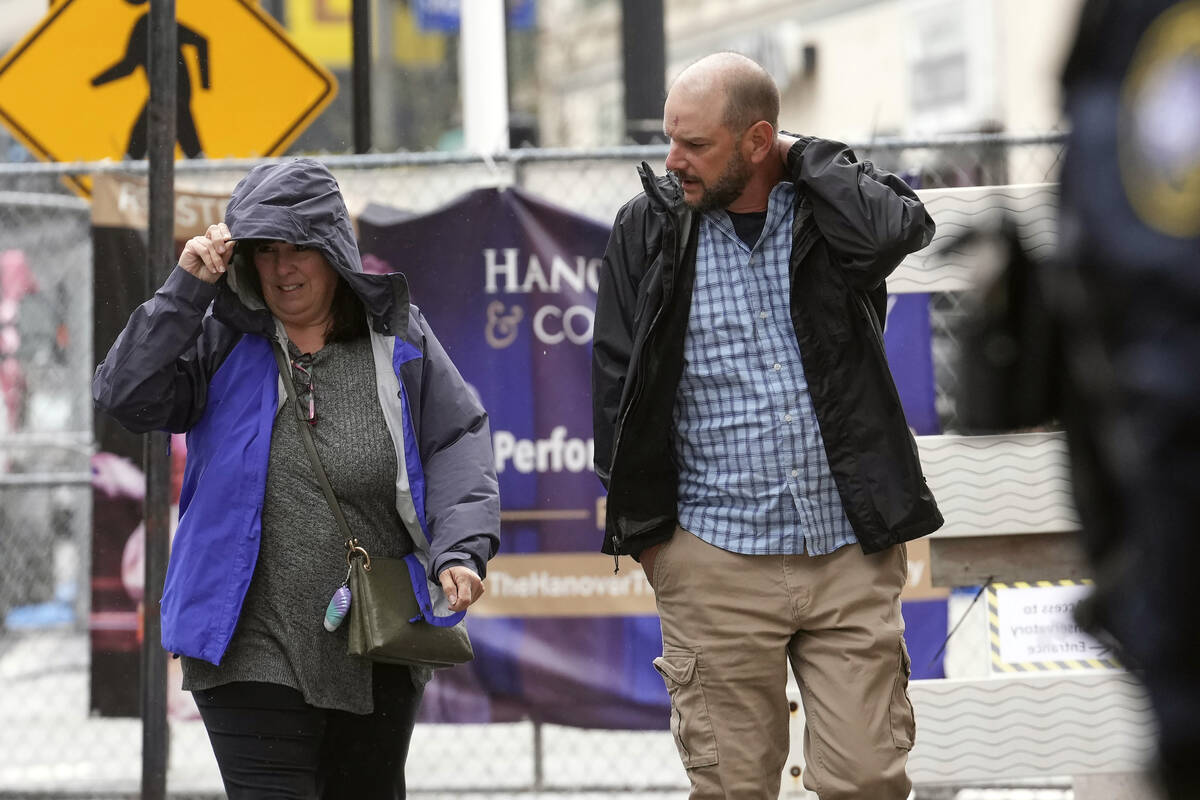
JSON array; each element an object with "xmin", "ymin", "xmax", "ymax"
[{"xmin": 252, "ymin": 241, "xmax": 338, "ymax": 328}]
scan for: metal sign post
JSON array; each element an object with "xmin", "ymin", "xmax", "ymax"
[{"xmin": 141, "ymin": 0, "xmax": 175, "ymax": 797}]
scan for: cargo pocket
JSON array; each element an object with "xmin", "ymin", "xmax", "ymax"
[
  {"xmin": 653, "ymin": 648, "xmax": 719, "ymax": 769},
  {"xmin": 889, "ymin": 639, "xmax": 916, "ymax": 750}
]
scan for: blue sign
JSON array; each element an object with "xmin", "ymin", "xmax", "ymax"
[{"xmin": 414, "ymin": 0, "xmax": 537, "ymax": 33}]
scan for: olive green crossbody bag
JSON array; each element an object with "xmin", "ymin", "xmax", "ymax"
[{"xmin": 272, "ymin": 342, "xmax": 474, "ymax": 668}]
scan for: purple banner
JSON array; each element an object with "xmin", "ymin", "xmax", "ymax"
[{"xmin": 885, "ymin": 293, "xmax": 939, "ymax": 436}]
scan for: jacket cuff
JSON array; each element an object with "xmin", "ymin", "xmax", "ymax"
[
  {"xmin": 627, "ymin": 528, "xmax": 675, "ymax": 562},
  {"xmin": 432, "ymin": 552, "xmax": 484, "ymax": 581},
  {"xmin": 779, "ymin": 131, "xmax": 816, "ymax": 177},
  {"xmin": 164, "ymin": 264, "xmax": 220, "ymax": 312}
]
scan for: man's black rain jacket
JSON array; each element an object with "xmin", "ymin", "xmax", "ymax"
[{"xmin": 592, "ymin": 136, "xmax": 944, "ymax": 559}]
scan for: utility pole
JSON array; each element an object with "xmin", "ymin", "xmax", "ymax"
[
  {"xmin": 621, "ymin": 0, "xmax": 666, "ymax": 144},
  {"xmin": 352, "ymin": 0, "xmax": 371, "ymax": 152},
  {"xmin": 461, "ymin": 0, "xmax": 509, "ymax": 155}
]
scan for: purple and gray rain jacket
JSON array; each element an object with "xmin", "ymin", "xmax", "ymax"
[{"xmin": 93, "ymin": 158, "xmax": 500, "ymax": 665}]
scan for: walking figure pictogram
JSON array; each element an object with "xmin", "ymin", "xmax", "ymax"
[{"xmin": 91, "ymin": 0, "xmax": 210, "ymax": 159}]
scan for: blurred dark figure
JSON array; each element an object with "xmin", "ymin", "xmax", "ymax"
[{"xmin": 1058, "ymin": 1, "xmax": 1200, "ymax": 796}]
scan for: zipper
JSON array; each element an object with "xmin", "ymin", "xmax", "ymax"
[
  {"xmin": 606, "ymin": 299, "xmax": 664, "ymax": 572},
  {"xmin": 789, "ymin": 204, "xmax": 819, "ymax": 271},
  {"xmin": 786, "ymin": 214, "xmax": 819, "ymax": 345},
  {"xmin": 858, "ymin": 292, "xmax": 886, "ymax": 352},
  {"xmin": 606, "ymin": 199, "xmax": 679, "ymax": 567},
  {"xmin": 610, "ymin": 302, "xmax": 663, "ymax": 454}
]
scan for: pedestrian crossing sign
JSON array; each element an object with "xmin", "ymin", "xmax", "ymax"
[{"xmin": 0, "ymin": 0, "xmax": 337, "ymax": 196}]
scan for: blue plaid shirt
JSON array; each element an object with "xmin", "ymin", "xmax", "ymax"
[{"xmin": 673, "ymin": 181, "xmax": 857, "ymax": 556}]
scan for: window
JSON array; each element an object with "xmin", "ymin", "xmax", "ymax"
[{"xmin": 907, "ymin": 0, "xmax": 999, "ymax": 132}]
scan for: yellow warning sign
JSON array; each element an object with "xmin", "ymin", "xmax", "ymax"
[
  {"xmin": 987, "ymin": 580, "xmax": 1122, "ymax": 674},
  {"xmin": 0, "ymin": 0, "xmax": 337, "ymax": 195}
]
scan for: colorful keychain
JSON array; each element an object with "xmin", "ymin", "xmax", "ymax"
[
  {"xmin": 325, "ymin": 538, "xmax": 369, "ymax": 632},
  {"xmin": 323, "ymin": 564, "xmax": 352, "ymax": 632}
]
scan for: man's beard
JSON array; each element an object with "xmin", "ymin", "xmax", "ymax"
[{"xmin": 677, "ymin": 148, "xmax": 753, "ymax": 212}]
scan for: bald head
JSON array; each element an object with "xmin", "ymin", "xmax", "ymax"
[
  {"xmin": 663, "ymin": 53, "xmax": 786, "ymax": 213},
  {"xmin": 670, "ymin": 52, "xmax": 780, "ymax": 135}
]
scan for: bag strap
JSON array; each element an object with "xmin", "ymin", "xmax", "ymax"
[{"xmin": 271, "ymin": 341, "xmax": 354, "ymax": 542}]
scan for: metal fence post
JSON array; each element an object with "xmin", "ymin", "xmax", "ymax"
[
  {"xmin": 532, "ymin": 719, "xmax": 545, "ymax": 791},
  {"xmin": 511, "ymin": 149, "xmax": 528, "ymax": 190},
  {"xmin": 352, "ymin": 0, "xmax": 372, "ymax": 154}
]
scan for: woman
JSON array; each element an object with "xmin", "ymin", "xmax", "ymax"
[{"xmin": 93, "ymin": 159, "xmax": 500, "ymax": 798}]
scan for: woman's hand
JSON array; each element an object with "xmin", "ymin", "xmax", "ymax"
[
  {"xmin": 438, "ymin": 564, "xmax": 485, "ymax": 612},
  {"xmin": 179, "ymin": 223, "xmax": 233, "ymax": 284}
]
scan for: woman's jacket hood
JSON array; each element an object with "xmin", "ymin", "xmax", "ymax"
[{"xmin": 216, "ymin": 158, "xmax": 410, "ymax": 339}]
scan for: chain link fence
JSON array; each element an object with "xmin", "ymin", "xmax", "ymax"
[{"xmin": 0, "ymin": 131, "xmax": 1065, "ymax": 799}]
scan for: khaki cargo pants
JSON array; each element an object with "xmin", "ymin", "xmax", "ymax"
[{"xmin": 647, "ymin": 527, "xmax": 914, "ymax": 800}]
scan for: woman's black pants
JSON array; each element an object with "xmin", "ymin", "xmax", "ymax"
[{"xmin": 191, "ymin": 664, "xmax": 423, "ymax": 799}]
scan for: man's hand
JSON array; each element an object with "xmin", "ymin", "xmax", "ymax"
[
  {"xmin": 179, "ymin": 222, "xmax": 233, "ymax": 284},
  {"xmin": 777, "ymin": 133, "xmax": 801, "ymax": 165},
  {"xmin": 438, "ymin": 564, "xmax": 485, "ymax": 612}
]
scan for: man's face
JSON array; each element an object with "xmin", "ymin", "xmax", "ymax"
[{"xmin": 663, "ymin": 88, "xmax": 752, "ymax": 212}]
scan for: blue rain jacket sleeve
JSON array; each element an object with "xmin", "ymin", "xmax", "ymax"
[
  {"xmin": 410, "ymin": 310, "xmax": 501, "ymax": 581},
  {"xmin": 92, "ymin": 266, "xmax": 234, "ymax": 434}
]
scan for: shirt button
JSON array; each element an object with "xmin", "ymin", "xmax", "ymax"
[
  {"xmin": 759, "ymin": 311, "xmax": 768, "ymax": 319},
  {"xmin": 791, "ymin": 469, "xmax": 799, "ymax": 478},
  {"xmin": 784, "ymin": 414, "xmax": 793, "ymax": 422},
  {"xmin": 773, "ymin": 363, "xmax": 782, "ymax": 371}
]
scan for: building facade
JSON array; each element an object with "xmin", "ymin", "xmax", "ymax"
[{"xmin": 536, "ymin": 0, "xmax": 1083, "ymax": 148}]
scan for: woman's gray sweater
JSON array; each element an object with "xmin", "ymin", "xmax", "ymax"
[{"xmin": 182, "ymin": 335, "xmax": 418, "ymax": 714}]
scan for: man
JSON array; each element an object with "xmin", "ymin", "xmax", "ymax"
[
  {"xmin": 1057, "ymin": 2, "xmax": 1200, "ymax": 797},
  {"xmin": 591, "ymin": 53, "xmax": 942, "ymax": 800}
]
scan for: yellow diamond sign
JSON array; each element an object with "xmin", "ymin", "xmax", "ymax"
[{"xmin": 0, "ymin": 0, "xmax": 337, "ymax": 195}]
